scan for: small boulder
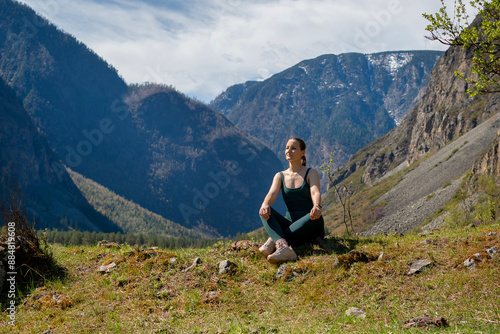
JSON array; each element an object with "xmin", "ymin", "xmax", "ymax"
[
  {"xmin": 464, "ymin": 258, "xmax": 476, "ymax": 271},
  {"xmin": 218, "ymin": 260, "xmax": 234, "ymax": 274},
  {"xmin": 276, "ymin": 264, "xmax": 293, "ymax": 280},
  {"xmin": 228, "ymin": 240, "xmax": 260, "ymax": 251},
  {"xmin": 486, "ymin": 246, "xmax": 498, "ymax": 259},
  {"xmin": 97, "ymin": 240, "xmax": 121, "ymax": 249},
  {"xmin": 345, "ymin": 307, "xmax": 366, "ymax": 319},
  {"xmin": 97, "ymin": 262, "xmax": 117, "ymax": 273},
  {"xmin": 407, "ymin": 259, "xmax": 432, "ymax": 275}
]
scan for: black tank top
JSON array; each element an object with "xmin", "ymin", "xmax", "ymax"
[{"xmin": 279, "ymin": 168, "xmax": 314, "ymax": 217}]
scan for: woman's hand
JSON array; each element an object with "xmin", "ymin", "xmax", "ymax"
[
  {"xmin": 259, "ymin": 205, "xmax": 271, "ymax": 220},
  {"xmin": 310, "ymin": 204, "xmax": 322, "ymax": 220}
]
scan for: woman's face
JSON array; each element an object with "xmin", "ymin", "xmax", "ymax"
[{"xmin": 285, "ymin": 139, "xmax": 304, "ymax": 162}]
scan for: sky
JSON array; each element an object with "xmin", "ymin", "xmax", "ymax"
[{"xmin": 17, "ymin": 0, "xmax": 468, "ymax": 103}]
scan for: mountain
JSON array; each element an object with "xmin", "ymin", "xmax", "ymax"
[
  {"xmin": 322, "ymin": 43, "xmax": 500, "ymax": 235},
  {"xmin": 0, "ymin": 0, "xmax": 283, "ymax": 236},
  {"xmin": 210, "ymin": 51, "xmax": 443, "ymax": 175},
  {"xmin": 336, "ymin": 46, "xmax": 500, "ymax": 187},
  {"xmin": 0, "ymin": 77, "xmax": 119, "ymax": 232}
]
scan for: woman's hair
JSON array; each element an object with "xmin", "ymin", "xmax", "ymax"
[{"xmin": 290, "ymin": 137, "xmax": 307, "ymax": 166}]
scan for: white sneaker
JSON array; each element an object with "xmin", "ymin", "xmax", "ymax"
[
  {"xmin": 259, "ymin": 237, "xmax": 276, "ymax": 257},
  {"xmin": 267, "ymin": 244, "xmax": 297, "ymax": 264}
]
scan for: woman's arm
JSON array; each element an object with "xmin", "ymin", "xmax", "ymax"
[
  {"xmin": 259, "ymin": 172, "xmax": 282, "ymax": 220},
  {"xmin": 308, "ymin": 169, "xmax": 322, "ymax": 220}
]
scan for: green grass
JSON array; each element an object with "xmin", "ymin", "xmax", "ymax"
[{"xmin": 2, "ymin": 222, "xmax": 499, "ymax": 333}]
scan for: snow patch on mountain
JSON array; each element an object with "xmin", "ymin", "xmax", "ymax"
[{"xmin": 367, "ymin": 52, "xmax": 413, "ymax": 76}]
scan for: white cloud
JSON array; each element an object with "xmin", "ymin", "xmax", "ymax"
[{"xmin": 18, "ymin": 0, "xmax": 472, "ymax": 102}]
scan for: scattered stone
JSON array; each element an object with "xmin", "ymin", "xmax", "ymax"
[
  {"xmin": 97, "ymin": 262, "xmax": 117, "ymax": 273},
  {"xmin": 377, "ymin": 252, "xmax": 391, "ymax": 262},
  {"xmin": 228, "ymin": 240, "xmax": 260, "ymax": 251},
  {"xmin": 97, "ymin": 240, "xmax": 121, "ymax": 249},
  {"xmin": 473, "ymin": 253, "xmax": 483, "ymax": 262},
  {"xmin": 218, "ymin": 260, "xmax": 234, "ymax": 274},
  {"xmin": 276, "ymin": 264, "xmax": 293, "ymax": 280},
  {"xmin": 486, "ymin": 246, "xmax": 498, "ymax": 259},
  {"xmin": 407, "ymin": 259, "xmax": 432, "ymax": 275},
  {"xmin": 464, "ymin": 258, "xmax": 476, "ymax": 271},
  {"xmin": 184, "ymin": 257, "xmax": 201, "ymax": 272},
  {"xmin": 345, "ymin": 307, "xmax": 366, "ymax": 319},
  {"xmin": 403, "ymin": 315, "xmax": 448, "ymax": 329}
]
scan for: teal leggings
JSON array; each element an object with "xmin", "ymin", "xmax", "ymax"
[{"xmin": 260, "ymin": 207, "xmax": 325, "ymax": 245}]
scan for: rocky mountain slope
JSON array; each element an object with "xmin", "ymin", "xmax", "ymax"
[
  {"xmin": 336, "ymin": 46, "xmax": 500, "ymax": 187},
  {"xmin": 0, "ymin": 78, "xmax": 118, "ymax": 232},
  {"xmin": 324, "ymin": 41, "xmax": 500, "ymax": 235},
  {"xmin": 363, "ymin": 111, "xmax": 500, "ymax": 235},
  {"xmin": 0, "ymin": 0, "xmax": 283, "ymax": 236},
  {"xmin": 211, "ymin": 51, "xmax": 443, "ymax": 173}
]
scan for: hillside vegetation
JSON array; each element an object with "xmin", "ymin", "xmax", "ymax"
[
  {"xmin": 2, "ymin": 221, "xmax": 499, "ymax": 333},
  {"xmin": 67, "ymin": 169, "xmax": 202, "ymax": 239}
]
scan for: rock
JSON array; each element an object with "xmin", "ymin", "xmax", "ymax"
[
  {"xmin": 407, "ymin": 259, "xmax": 432, "ymax": 275},
  {"xmin": 464, "ymin": 258, "xmax": 476, "ymax": 271},
  {"xmin": 345, "ymin": 307, "xmax": 366, "ymax": 319},
  {"xmin": 276, "ymin": 264, "xmax": 293, "ymax": 280},
  {"xmin": 184, "ymin": 257, "xmax": 201, "ymax": 272},
  {"xmin": 486, "ymin": 246, "xmax": 498, "ymax": 259},
  {"xmin": 218, "ymin": 260, "xmax": 234, "ymax": 274},
  {"xmin": 97, "ymin": 240, "xmax": 120, "ymax": 249},
  {"xmin": 228, "ymin": 240, "xmax": 260, "ymax": 251},
  {"xmin": 473, "ymin": 253, "xmax": 483, "ymax": 262},
  {"xmin": 403, "ymin": 315, "xmax": 448, "ymax": 329},
  {"xmin": 97, "ymin": 262, "xmax": 117, "ymax": 273}
]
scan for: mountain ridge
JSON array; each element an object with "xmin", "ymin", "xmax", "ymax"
[
  {"xmin": 0, "ymin": 0, "xmax": 283, "ymax": 236},
  {"xmin": 210, "ymin": 50, "xmax": 443, "ymax": 180}
]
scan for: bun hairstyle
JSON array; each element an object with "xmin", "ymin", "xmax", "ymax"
[{"xmin": 291, "ymin": 137, "xmax": 307, "ymax": 166}]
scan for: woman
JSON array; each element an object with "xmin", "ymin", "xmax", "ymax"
[{"xmin": 258, "ymin": 137, "xmax": 325, "ymax": 264}]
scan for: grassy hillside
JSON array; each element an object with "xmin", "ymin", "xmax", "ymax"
[
  {"xmin": 2, "ymin": 221, "xmax": 499, "ymax": 333},
  {"xmin": 67, "ymin": 169, "xmax": 203, "ymax": 239}
]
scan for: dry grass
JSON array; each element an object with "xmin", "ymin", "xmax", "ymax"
[{"xmin": 2, "ymin": 223, "xmax": 500, "ymax": 334}]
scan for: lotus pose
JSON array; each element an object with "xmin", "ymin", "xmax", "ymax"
[{"xmin": 259, "ymin": 137, "xmax": 325, "ymax": 264}]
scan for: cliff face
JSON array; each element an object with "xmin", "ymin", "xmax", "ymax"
[
  {"xmin": 342, "ymin": 46, "xmax": 500, "ymax": 186},
  {"xmin": 472, "ymin": 133, "xmax": 500, "ymax": 177}
]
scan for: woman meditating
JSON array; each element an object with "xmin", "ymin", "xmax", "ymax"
[{"xmin": 258, "ymin": 137, "xmax": 325, "ymax": 264}]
